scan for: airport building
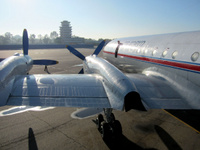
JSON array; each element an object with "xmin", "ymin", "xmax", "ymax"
[
  {"xmin": 60, "ymin": 20, "xmax": 84, "ymax": 44},
  {"xmin": 60, "ymin": 21, "xmax": 72, "ymax": 44}
]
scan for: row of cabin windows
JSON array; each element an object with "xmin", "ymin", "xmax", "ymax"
[
  {"xmin": 139, "ymin": 48, "xmax": 199, "ymax": 62},
  {"xmin": 114, "ymin": 44, "xmax": 200, "ymax": 62},
  {"xmin": 160, "ymin": 50, "xmax": 199, "ymax": 62}
]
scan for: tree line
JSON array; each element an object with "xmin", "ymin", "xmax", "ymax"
[
  {"xmin": 0, "ymin": 31, "xmax": 60, "ymax": 45},
  {"xmin": 0, "ymin": 31, "xmax": 111, "ymax": 45}
]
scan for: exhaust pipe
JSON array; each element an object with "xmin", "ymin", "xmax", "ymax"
[{"xmin": 124, "ymin": 92, "xmax": 146, "ymax": 112}]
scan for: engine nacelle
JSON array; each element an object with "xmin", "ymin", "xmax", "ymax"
[
  {"xmin": 84, "ymin": 55, "xmax": 146, "ymax": 111},
  {"xmin": 0, "ymin": 55, "xmax": 33, "ymax": 106}
]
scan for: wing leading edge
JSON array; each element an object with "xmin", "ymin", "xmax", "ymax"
[{"xmin": 7, "ymin": 74, "xmax": 111, "ymax": 108}]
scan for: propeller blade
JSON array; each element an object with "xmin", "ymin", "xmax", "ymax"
[
  {"xmin": 78, "ymin": 68, "xmax": 84, "ymax": 74},
  {"xmin": 66, "ymin": 45, "xmax": 85, "ymax": 60},
  {"xmin": 0, "ymin": 58, "xmax": 5, "ymax": 62},
  {"xmin": 33, "ymin": 60, "xmax": 59, "ymax": 65},
  {"xmin": 93, "ymin": 40, "xmax": 106, "ymax": 55},
  {"xmin": 23, "ymin": 29, "xmax": 29, "ymax": 55}
]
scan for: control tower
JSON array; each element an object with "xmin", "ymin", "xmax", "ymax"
[{"xmin": 60, "ymin": 21, "xmax": 72, "ymax": 44}]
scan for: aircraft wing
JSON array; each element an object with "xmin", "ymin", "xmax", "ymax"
[
  {"xmin": 126, "ymin": 74, "xmax": 194, "ymax": 109},
  {"xmin": 5, "ymin": 73, "xmax": 197, "ymax": 110},
  {"xmin": 6, "ymin": 74, "xmax": 111, "ymax": 108}
]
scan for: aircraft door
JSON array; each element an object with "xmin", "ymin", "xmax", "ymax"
[{"xmin": 115, "ymin": 41, "xmax": 123, "ymax": 58}]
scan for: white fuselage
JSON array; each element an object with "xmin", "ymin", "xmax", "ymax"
[{"xmin": 103, "ymin": 31, "xmax": 200, "ymax": 106}]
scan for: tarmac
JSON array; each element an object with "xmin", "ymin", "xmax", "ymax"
[{"xmin": 0, "ymin": 48, "xmax": 200, "ymax": 150}]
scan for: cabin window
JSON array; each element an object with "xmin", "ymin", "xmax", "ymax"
[
  {"xmin": 152, "ymin": 50, "xmax": 157, "ymax": 56},
  {"xmin": 162, "ymin": 50, "xmax": 168, "ymax": 57},
  {"xmin": 191, "ymin": 52, "xmax": 199, "ymax": 62},
  {"xmin": 144, "ymin": 49, "xmax": 148, "ymax": 54},
  {"xmin": 172, "ymin": 51, "xmax": 178, "ymax": 59}
]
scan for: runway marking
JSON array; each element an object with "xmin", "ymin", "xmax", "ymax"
[{"xmin": 162, "ymin": 109, "xmax": 200, "ymax": 134}]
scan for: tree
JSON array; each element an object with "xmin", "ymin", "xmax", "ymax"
[
  {"xmin": 50, "ymin": 31, "xmax": 58, "ymax": 39},
  {"xmin": 54, "ymin": 37, "xmax": 61, "ymax": 44},
  {"xmin": 0, "ymin": 36, "xmax": 5, "ymax": 45},
  {"xmin": 43, "ymin": 34, "xmax": 51, "ymax": 44},
  {"xmin": 30, "ymin": 34, "xmax": 36, "ymax": 44},
  {"xmin": 13, "ymin": 35, "xmax": 22, "ymax": 44},
  {"xmin": 37, "ymin": 34, "xmax": 43, "ymax": 44},
  {"xmin": 4, "ymin": 32, "xmax": 13, "ymax": 44}
]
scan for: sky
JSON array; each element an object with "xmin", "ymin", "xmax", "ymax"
[{"xmin": 0, "ymin": 0, "xmax": 200, "ymax": 40}]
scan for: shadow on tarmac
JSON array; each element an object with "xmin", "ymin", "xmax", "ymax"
[
  {"xmin": 103, "ymin": 125, "xmax": 182, "ymax": 150},
  {"xmin": 103, "ymin": 134, "xmax": 157, "ymax": 150},
  {"xmin": 165, "ymin": 110, "xmax": 200, "ymax": 132},
  {"xmin": 28, "ymin": 128, "xmax": 38, "ymax": 150},
  {"xmin": 154, "ymin": 125, "xmax": 182, "ymax": 150}
]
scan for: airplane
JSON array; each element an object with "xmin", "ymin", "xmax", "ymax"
[
  {"xmin": 0, "ymin": 29, "xmax": 200, "ymax": 141},
  {"xmin": 103, "ymin": 30, "xmax": 200, "ymax": 111}
]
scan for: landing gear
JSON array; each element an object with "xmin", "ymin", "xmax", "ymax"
[
  {"xmin": 93, "ymin": 109, "xmax": 122, "ymax": 141},
  {"xmin": 101, "ymin": 121, "xmax": 111, "ymax": 140},
  {"xmin": 97, "ymin": 114, "xmax": 104, "ymax": 131}
]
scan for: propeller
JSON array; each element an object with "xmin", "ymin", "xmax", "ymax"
[
  {"xmin": 93, "ymin": 40, "xmax": 106, "ymax": 56},
  {"xmin": 22, "ymin": 29, "xmax": 59, "ymax": 73},
  {"xmin": 66, "ymin": 40, "xmax": 106, "ymax": 60},
  {"xmin": 66, "ymin": 40, "xmax": 106, "ymax": 74},
  {"xmin": 66, "ymin": 45, "xmax": 85, "ymax": 60},
  {"xmin": 1, "ymin": 29, "xmax": 29, "ymax": 62},
  {"xmin": 23, "ymin": 29, "xmax": 29, "ymax": 55}
]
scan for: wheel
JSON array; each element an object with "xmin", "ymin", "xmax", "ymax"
[
  {"xmin": 111, "ymin": 120, "xmax": 122, "ymax": 137},
  {"xmin": 97, "ymin": 114, "xmax": 104, "ymax": 131},
  {"xmin": 101, "ymin": 122, "xmax": 111, "ymax": 141},
  {"xmin": 110, "ymin": 113, "xmax": 115, "ymax": 122}
]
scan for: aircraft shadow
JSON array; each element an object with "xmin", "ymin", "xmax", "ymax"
[
  {"xmin": 28, "ymin": 128, "xmax": 38, "ymax": 150},
  {"xmin": 165, "ymin": 109, "xmax": 200, "ymax": 132},
  {"xmin": 103, "ymin": 134, "xmax": 156, "ymax": 150},
  {"xmin": 154, "ymin": 125, "xmax": 182, "ymax": 150}
]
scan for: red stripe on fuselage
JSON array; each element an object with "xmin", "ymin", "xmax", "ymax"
[{"xmin": 103, "ymin": 51, "xmax": 200, "ymax": 72}]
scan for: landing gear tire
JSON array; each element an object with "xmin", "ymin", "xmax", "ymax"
[
  {"xmin": 101, "ymin": 122, "xmax": 111, "ymax": 141},
  {"xmin": 94, "ymin": 111, "xmax": 123, "ymax": 140},
  {"xmin": 111, "ymin": 120, "xmax": 122, "ymax": 137},
  {"xmin": 97, "ymin": 114, "xmax": 104, "ymax": 131},
  {"xmin": 110, "ymin": 113, "xmax": 115, "ymax": 122}
]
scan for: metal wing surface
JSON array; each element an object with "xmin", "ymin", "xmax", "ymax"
[
  {"xmin": 126, "ymin": 74, "xmax": 193, "ymax": 109},
  {"xmin": 7, "ymin": 74, "xmax": 111, "ymax": 108}
]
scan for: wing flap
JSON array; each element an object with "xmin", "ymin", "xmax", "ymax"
[
  {"xmin": 7, "ymin": 74, "xmax": 111, "ymax": 108},
  {"xmin": 7, "ymin": 97, "xmax": 109, "ymax": 108}
]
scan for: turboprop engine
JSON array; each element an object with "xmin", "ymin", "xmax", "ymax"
[
  {"xmin": 66, "ymin": 43, "xmax": 146, "ymax": 112},
  {"xmin": 0, "ymin": 29, "xmax": 59, "ymax": 106},
  {"xmin": 84, "ymin": 55, "xmax": 145, "ymax": 111}
]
